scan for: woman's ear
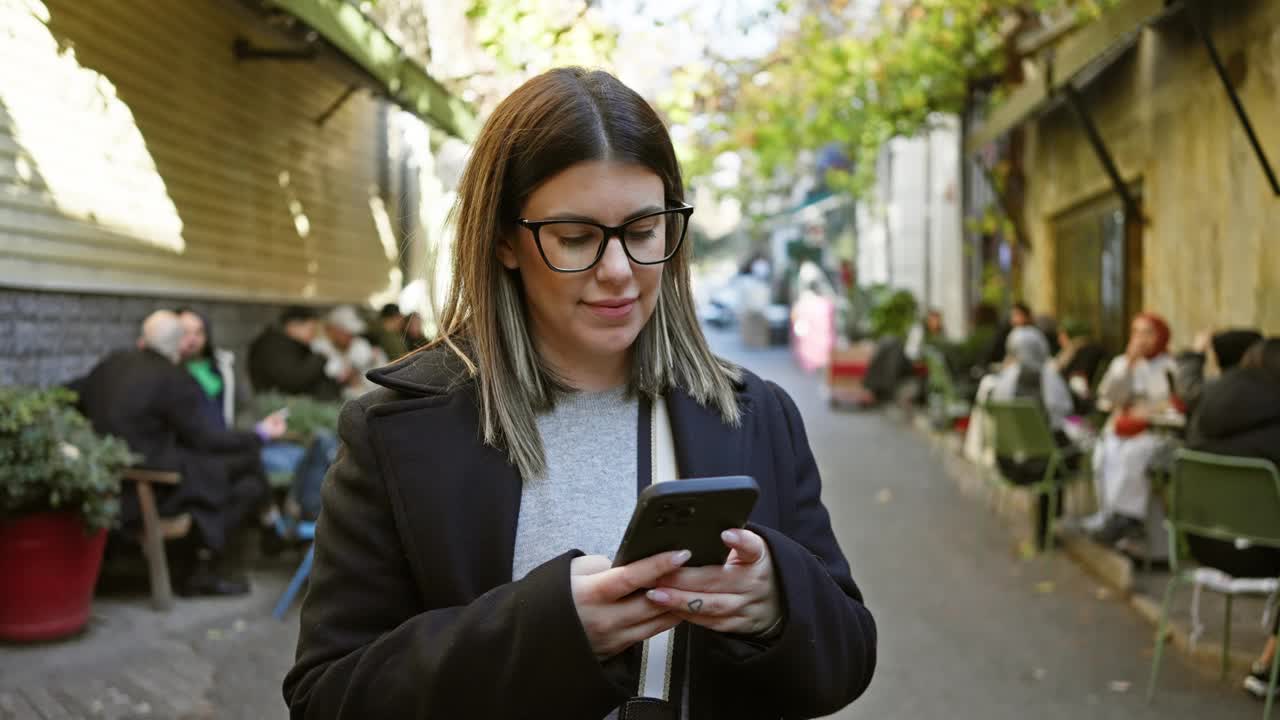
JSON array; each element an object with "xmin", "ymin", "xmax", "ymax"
[{"xmin": 496, "ymin": 234, "xmax": 519, "ymax": 270}]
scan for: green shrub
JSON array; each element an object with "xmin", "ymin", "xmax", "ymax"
[
  {"xmin": 251, "ymin": 392, "xmax": 341, "ymax": 440},
  {"xmin": 865, "ymin": 285, "xmax": 919, "ymax": 339},
  {"xmin": 0, "ymin": 387, "xmax": 138, "ymax": 531}
]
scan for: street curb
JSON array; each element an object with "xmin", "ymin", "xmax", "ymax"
[{"xmin": 909, "ymin": 418, "xmax": 1260, "ymax": 681}]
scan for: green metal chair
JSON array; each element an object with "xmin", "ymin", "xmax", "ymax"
[
  {"xmin": 922, "ymin": 346, "xmax": 970, "ymax": 430},
  {"xmin": 1146, "ymin": 450, "xmax": 1280, "ymax": 719},
  {"xmin": 984, "ymin": 398, "xmax": 1082, "ymax": 553}
]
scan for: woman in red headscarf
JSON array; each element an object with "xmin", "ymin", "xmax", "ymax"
[{"xmin": 1085, "ymin": 312, "xmax": 1180, "ymax": 546}]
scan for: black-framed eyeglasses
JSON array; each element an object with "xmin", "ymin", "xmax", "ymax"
[{"xmin": 516, "ymin": 204, "xmax": 694, "ymax": 273}]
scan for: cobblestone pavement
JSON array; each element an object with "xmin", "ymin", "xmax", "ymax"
[
  {"xmin": 0, "ymin": 568, "xmax": 297, "ymax": 720},
  {"xmin": 1, "ymin": 329, "xmax": 1267, "ymax": 719}
]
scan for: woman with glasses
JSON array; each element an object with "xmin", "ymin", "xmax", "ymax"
[{"xmin": 283, "ymin": 68, "xmax": 875, "ymax": 720}]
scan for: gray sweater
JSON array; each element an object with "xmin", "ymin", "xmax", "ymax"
[{"xmin": 511, "ymin": 386, "xmax": 638, "ymax": 581}]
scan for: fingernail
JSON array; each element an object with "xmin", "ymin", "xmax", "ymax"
[
  {"xmin": 672, "ymin": 550, "xmax": 692, "ymax": 566},
  {"xmin": 721, "ymin": 529, "xmax": 739, "ymax": 544},
  {"xmin": 646, "ymin": 589, "xmax": 671, "ymax": 604}
]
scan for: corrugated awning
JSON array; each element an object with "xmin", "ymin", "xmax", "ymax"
[
  {"xmin": 965, "ymin": 0, "xmax": 1182, "ymax": 154},
  {"xmin": 268, "ymin": 0, "xmax": 478, "ymax": 140}
]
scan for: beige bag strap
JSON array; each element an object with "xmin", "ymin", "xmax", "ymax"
[{"xmin": 637, "ymin": 395, "xmax": 678, "ymax": 702}]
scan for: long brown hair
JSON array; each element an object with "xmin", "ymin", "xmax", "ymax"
[{"xmin": 429, "ymin": 67, "xmax": 740, "ymax": 479}]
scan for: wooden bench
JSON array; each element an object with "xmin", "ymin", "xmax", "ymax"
[{"xmin": 121, "ymin": 468, "xmax": 188, "ymax": 610}]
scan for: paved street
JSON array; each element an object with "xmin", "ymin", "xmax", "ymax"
[
  {"xmin": 705, "ymin": 330, "xmax": 1261, "ymax": 720},
  {"xmin": 1, "ymin": 332, "xmax": 1266, "ymax": 719}
]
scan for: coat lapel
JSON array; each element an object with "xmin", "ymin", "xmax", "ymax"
[
  {"xmin": 664, "ymin": 387, "xmax": 754, "ymax": 483},
  {"xmin": 367, "ymin": 389, "xmax": 522, "ymax": 601}
]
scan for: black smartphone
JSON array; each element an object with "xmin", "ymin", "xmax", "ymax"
[{"xmin": 613, "ymin": 476, "xmax": 759, "ymax": 568}]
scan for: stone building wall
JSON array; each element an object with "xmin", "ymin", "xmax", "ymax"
[
  {"xmin": 1020, "ymin": 0, "xmax": 1280, "ymax": 340},
  {"xmin": 0, "ymin": 287, "xmax": 280, "ymax": 388}
]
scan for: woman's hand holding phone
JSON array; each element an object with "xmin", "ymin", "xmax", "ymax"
[
  {"xmin": 643, "ymin": 529, "xmax": 781, "ymax": 637},
  {"xmin": 570, "ymin": 549, "xmax": 691, "ymax": 660}
]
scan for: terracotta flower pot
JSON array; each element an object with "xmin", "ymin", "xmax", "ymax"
[{"xmin": 0, "ymin": 511, "xmax": 107, "ymax": 642}]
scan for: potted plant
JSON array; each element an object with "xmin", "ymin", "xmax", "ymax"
[{"xmin": 0, "ymin": 387, "xmax": 136, "ymax": 641}]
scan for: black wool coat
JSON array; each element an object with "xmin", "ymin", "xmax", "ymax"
[{"xmin": 283, "ymin": 347, "xmax": 876, "ymax": 719}]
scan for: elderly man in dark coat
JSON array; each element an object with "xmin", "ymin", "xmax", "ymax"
[{"xmin": 73, "ymin": 310, "xmax": 286, "ymax": 596}]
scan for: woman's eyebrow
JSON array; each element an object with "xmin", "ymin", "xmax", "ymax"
[{"xmin": 542, "ymin": 205, "xmax": 665, "ymax": 224}]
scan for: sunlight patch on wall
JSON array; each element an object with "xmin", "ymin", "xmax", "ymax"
[
  {"xmin": 366, "ymin": 189, "xmax": 403, "ymax": 310},
  {"xmin": 0, "ymin": 0, "xmax": 185, "ymax": 253}
]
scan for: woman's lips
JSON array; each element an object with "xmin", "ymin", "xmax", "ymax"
[{"xmin": 584, "ymin": 298, "xmax": 637, "ymax": 319}]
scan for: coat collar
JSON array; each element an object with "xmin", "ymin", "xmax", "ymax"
[{"xmin": 366, "ymin": 345, "xmax": 475, "ymax": 396}]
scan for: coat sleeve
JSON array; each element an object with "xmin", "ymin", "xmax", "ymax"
[
  {"xmin": 282, "ymin": 398, "xmax": 628, "ymax": 719},
  {"xmin": 704, "ymin": 381, "xmax": 877, "ymax": 718}
]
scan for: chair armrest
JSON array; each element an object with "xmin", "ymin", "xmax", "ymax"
[{"xmin": 122, "ymin": 468, "xmax": 181, "ymax": 485}]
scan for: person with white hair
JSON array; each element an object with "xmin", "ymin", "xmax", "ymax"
[
  {"xmin": 71, "ymin": 310, "xmax": 287, "ymax": 596},
  {"xmin": 312, "ymin": 305, "xmax": 387, "ymax": 399}
]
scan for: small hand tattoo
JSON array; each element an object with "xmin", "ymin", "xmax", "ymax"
[{"xmin": 687, "ymin": 598, "xmax": 704, "ymax": 614}]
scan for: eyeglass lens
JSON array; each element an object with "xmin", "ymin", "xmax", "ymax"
[{"xmin": 537, "ymin": 210, "xmax": 686, "ymax": 271}]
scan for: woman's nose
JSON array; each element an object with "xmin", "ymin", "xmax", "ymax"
[{"xmin": 594, "ymin": 237, "xmax": 633, "ymax": 283}]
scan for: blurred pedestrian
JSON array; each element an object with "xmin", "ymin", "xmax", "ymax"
[{"xmin": 284, "ymin": 67, "xmax": 876, "ymax": 720}]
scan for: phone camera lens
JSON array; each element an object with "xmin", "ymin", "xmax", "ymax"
[{"xmin": 677, "ymin": 506, "xmax": 696, "ymax": 518}]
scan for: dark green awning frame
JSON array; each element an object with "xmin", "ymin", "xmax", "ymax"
[
  {"xmin": 964, "ymin": 0, "xmax": 1179, "ymax": 155},
  {"xmin": 268, "ymin": 0, "xmax": 478, "ymax": 140}
]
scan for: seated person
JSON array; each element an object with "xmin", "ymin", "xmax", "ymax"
[
  {"xmin": 904, "ymin": 308, "xmax": 945, "ymax": 362},
  {"xmin": 248, "ymin": 306, "xmax": 341, "ymax": 401},
  {"xmin": 367, "ymin": 303, "xmax": 409, "ymax": 361},
  {"xmin": 404, "ymin": 311, "xmax": 430, "ymax": 351},
  {"xmin": 1035, "ymin": 313, "xmax": 1061, "ymax": 356},
  {"xmin": 176, "ymin": 308, "xmax": 241, "ymax": 430},
  {"xmin": 1088, "ymin": 312, "xmax": 1180, "ymax": 546},
  {"xmin": 990, "ymin": 327, "xmax": 1077, "ymax": 547},
  {"xmin": 947, "ymin": 303, "xmax": 1001, "ymax": 390},
  {"xmin": 1174, "ymin": 327, "xmax": 1262, "ymax": 424},
  {"xmin": 313, "ymin": 305, "xmax": 387, "ymax": 400},
  {"xmin": 982, "ymin": 301, "xmax": 1035, "ymax": 369},
  {"xmin": 1053, "ymin": 319, "xmax": 1109, "ymax": 415},
  {"xmin": 73, "ymin": 311, "xmax": 286, "ymax": 596},
  {"xmin": 1186, "ymin": 337, "xmax": 1280, "ymax": 701}
]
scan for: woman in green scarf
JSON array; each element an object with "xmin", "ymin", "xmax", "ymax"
[{"xmin": 178, "ymin": 308, "xmax": 233, "ymax": 430}]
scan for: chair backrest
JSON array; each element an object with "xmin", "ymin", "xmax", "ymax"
[
  {"xmin": 922, "ymin": 346, "xmax": 955, "ymax": 400},
  {"xmin": 984, "ymin": 398, "xmax": 1058, "ymax": 460},
  {"xmin": 1169, "ymin": 449, "xmax": 1280, "ymax": 552}
]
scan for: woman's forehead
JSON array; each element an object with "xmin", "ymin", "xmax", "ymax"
[{"xmin": 523, "ymin": 160, "xmax": 664, "ymax": 222}]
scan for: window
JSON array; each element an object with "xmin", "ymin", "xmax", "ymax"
[{"xmin": 1052, "ymin": 190, "xmax": 1143, "ymax": 353}]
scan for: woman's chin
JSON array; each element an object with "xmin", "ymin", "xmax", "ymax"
[{"xmin": 578, "ymin": 326, "xmax": 642, "ymax": 358}]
